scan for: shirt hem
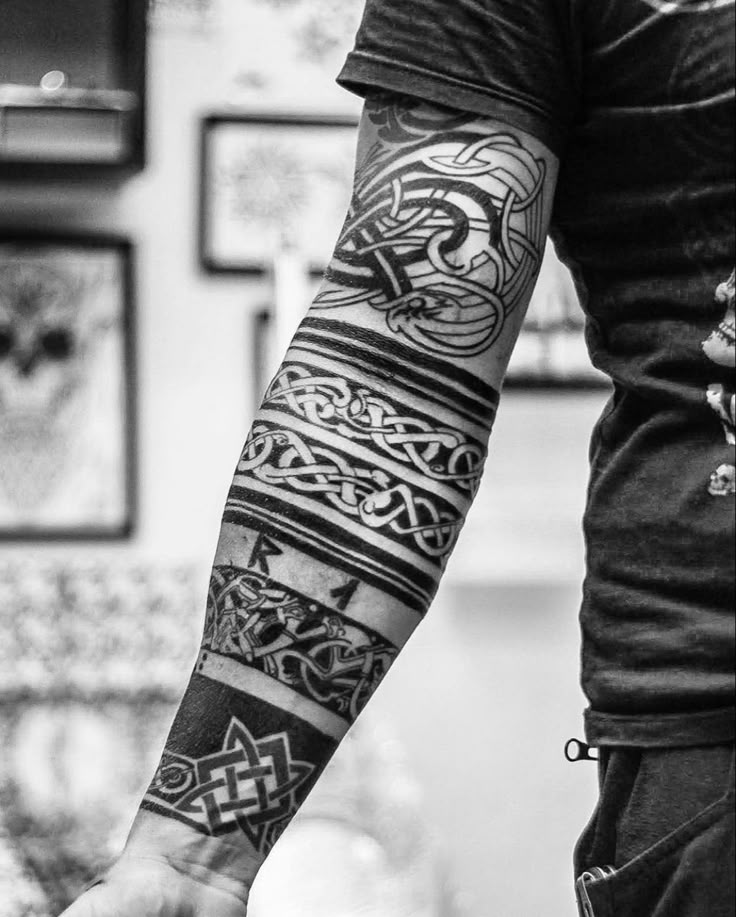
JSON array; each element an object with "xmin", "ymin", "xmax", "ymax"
[
  {"xmin": 585, "ymin": 706, "xmax": 736, "ymax": 749},
  {"xmin": 337, "ymin": 51, "xmax": 565, "ymax": 158}
]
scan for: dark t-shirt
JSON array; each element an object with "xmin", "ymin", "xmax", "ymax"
[{"xmin": 338, "ymin": 0, "xmax": 736, "ymax": 747}]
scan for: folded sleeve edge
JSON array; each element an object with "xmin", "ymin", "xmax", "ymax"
[
  {"xmin": 337, "ymin": 51, "xmax": 565, "ymax": 158},
  {"xmin": 584, "ymin": 706, "xmax": 736, "ymax": 748}
]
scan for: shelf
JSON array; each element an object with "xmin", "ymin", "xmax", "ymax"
[{"xmin": 0, "ymin": 0, "xmax": 147, "ymax": 178}]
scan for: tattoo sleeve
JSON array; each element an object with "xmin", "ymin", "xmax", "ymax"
[{"xmin": 140, "ymin": 95, "xmax": 558, "ymax": 869}]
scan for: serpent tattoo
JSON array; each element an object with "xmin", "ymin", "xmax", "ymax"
[
  {"xmin": 315, "ymin": 98, "xmax": 547, "ymax": 357},
  {"xmin": 143, "ymin": 97, "xmax": 552, "ymax": 856}
]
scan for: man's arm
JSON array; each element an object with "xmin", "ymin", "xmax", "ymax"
[{"xmin": 62, "ymin": 93, "xmax": 558, "ymax": 915}]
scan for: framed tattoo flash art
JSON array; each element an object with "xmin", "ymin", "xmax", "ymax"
[
  {"xmin": 0, "ymin": 234, "xmax": 136, "ymax": 540},
  {"xmin": 198, "ymin": 113, "xmax": 359, "ymax": 277}
]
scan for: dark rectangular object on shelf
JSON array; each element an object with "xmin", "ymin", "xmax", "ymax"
[
  {"xmin": 1, "ymin": 105, "xmax": 128, "ymax": 162},
  {"xmin": 0, "ymin": 0, "xmax": 147, "ymax": 176}
]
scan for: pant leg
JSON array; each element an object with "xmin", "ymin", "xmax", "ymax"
[{"xmin": 574, "ymin": 743, "xmax": 735, "ymax": 917}]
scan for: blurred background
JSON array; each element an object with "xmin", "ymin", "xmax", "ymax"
[{"xmin": 0, "ymin": 1, "xmax": 608, "ymax": 914}]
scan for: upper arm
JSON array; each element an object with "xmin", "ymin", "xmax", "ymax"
[{"xmin": 313, "ymin": 93, "xmax": 560, "ymax": 393}]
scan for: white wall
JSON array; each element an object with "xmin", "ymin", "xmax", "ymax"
[{"xmin": 0, "ymin": 27, "xmax": 605, "ymax": 915}]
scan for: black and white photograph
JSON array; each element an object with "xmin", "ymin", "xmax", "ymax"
[{"xmin": 0, "ymin": 0, "xmax": 733, "ymax": 915}]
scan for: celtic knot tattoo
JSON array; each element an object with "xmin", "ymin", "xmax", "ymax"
[
  {"xmin": 263, "ymin": 363, "xmax": 486, "ymax": 495},
  {"xmin": 315, "ymin": 99, "xmax": 546, "ymax": 356},
  {"xmin": 229, "ymin": 318, "xmax": 499, "ymax": 612},
  {"xmin": 202, "ymin": 565, "xmax": 397, "ymax": 720},
  {"xmin": 239, "ymin": 423, "xmax": 464, "ymax": 558},
  {"xmin": 145, "ymin": 97, "xmax": 551, "ymax": 852},
  {"xmin": 146, "ymin": 716, "xmax": 314, "ymax": 855}
]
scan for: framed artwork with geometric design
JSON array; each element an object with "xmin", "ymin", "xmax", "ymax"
[
  {"xmin": 0, "ymin": 234, "xmax": 136, "ymax": 540},
  {"xmin": 198, "ymin": 113, "xmax": 359, "ymax": 277}
]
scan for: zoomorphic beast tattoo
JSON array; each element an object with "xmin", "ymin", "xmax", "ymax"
[
  {"xmin": 203, "ymin": 564, "xmax": 397, "ymax": 720},
  {"xmin": 315, "ymin": 101, "xmax": 547, "ymax": 357}
]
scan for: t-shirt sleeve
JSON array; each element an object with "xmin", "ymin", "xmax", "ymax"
[{"xmin": 337, "ymin": 0, "xmax": 578, "ymax": 157}]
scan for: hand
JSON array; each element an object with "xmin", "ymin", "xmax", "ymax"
[{"xmin": 58, "ymin": 856, "xmax": 249, "ymax": 917}]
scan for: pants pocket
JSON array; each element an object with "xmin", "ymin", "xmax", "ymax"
[{"xmin": 575, "ymin": 787, "xmax": 735, "ymax": 917}]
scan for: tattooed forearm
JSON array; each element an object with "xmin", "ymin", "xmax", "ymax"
[
  {"xmin": 315, "ymin": 97, "xmax": 547, "ymax": 357},
  {"xmin": 226, "ymin": 318, "xmax": 498, "ymax": 614},
  {"xmin": 140, "ymin": 96, "xmax": 557, "ymax": 867}
]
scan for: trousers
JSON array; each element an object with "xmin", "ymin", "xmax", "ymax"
[{"xmin": 573, "ymin": 743, "xmax": 735, "ymax": 917}]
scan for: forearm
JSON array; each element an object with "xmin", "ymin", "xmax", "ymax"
[
  {"xmin": 121, "ymin": 95, "xmax": 557, "ymax": 895},
  {"xmin": 131, "ymin": 313, "xmax": 496, "ymax": 880}
]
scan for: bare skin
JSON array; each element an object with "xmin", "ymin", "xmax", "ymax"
[{"xmin": 61, "ymin": 860, "xmax": 246, "ymax": 917}]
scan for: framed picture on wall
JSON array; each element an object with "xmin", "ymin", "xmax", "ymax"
[
  {"xmin": 199, "ymin": 113, "xmax": 358, "ymax": 277},
  {"xmin": 0, "ymin": 234, "xmax": 136, "ymax": 540},
  {"xmin": 505, "ymin": 243, "xmax": 610, "ymax": 390}
]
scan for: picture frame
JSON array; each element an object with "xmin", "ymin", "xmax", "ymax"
[
  {"xmin": 198, "ymin": 113, "xmax": 359, "ymax": 277},
  {"xmin": 0, "ymin": 233, "xmax": 137, "ymax": 540},
  {"xmin": 504, "ymin": 319, "xmax": 611, "ymax": 391},
  {"xmin": 504, "ymin": 244, "xmax": 610, "ymax": 390}
]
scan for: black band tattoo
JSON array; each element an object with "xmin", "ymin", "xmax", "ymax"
[
  {"xmin": 315, "ymin": 99, "xmax": 547, "ymax": 357},
  {"xmin": 144, "ymin": 677, "xmax": 333, "ymax": 856}
]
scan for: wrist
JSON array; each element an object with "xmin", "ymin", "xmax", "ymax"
[{"xmin": 120, "ymin": 810, "xmax": 263, "ymax": 900}]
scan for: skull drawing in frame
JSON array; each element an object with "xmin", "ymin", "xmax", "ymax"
[
  {"xmin": 702, "ymin": 269, "xmax": 735, "ymax": 497},
  {"xmin": 0, "ymin": 250, "xmax": 113, "ymax": 515}
]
